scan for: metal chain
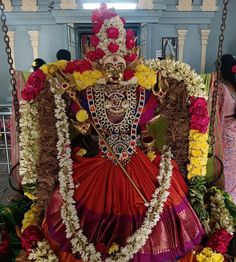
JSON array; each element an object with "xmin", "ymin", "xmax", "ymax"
[
  {"xmin": 0, "ymin": 1, "xmax": 20, "ymax": 139},
  {"xmin": 208, "ymin": 0, "xmax": 229, "ymax": 151}
]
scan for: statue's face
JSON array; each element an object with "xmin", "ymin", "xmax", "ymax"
[{"xmin": 103, "ymin": 55, "xmax": 126, "ymax": 85}]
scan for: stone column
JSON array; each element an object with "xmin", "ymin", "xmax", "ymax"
[
  {"xmin": 137, "ymin": 0, "xmax": 153, "ymax": 9},
  {"xmin": 60, "ymin": 0, "xmax": 77, "ymax": 9},
  {"xmin": 201, "ymin": 0, "xmax": 217, "ymax": 11},
  {"xmin": 200, "ymin": 29, "xmax": 211, "ymax": 73},
  {"xmin": 21, "ymin": 0, "xmax": 38, "ymax": 11},
  {"xmin": 8, "ymin": 31, "xmax": 15, "ymax": 68},
  {"xmin": 3, "ymin": 0, "xmax": 13, "ymax": 11},
  {"xmin": 28, "ymin": 31, "xmax": 39, "ymax": 60},
  {"xmin": 177, "ymin": 29, "xmax": 187, "ymax": 62},
  {"xmin": 176, "ymin": 0, "xmax": 192, "ymax": 11}
]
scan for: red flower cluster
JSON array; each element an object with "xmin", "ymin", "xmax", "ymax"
[
  {"xmin": 86, "ymin": 48, "xmax": 105, "ymax": 61},
  {"xmin": 91, "ymin": 3, "xmax": 117, "ymax": 34},
  {"xmin": 124, "ymin": 69, "xmax": 135, "ymax": 80},
  {"xmin": 107, "ymin": 27, "xmax": 119, "ymax": 39},
  {"xmin": 64, "ymin": 59, "xmax": 92, "ymax": 74},
  {"xmin": 126, "ymin": 29, "xmax": 136, "ymax": 50},
  {"xmin": 189, "ymin": 97, "xmax": 209, "ymax": 133},
  {"xmin": 207, "ymin": 229, "xmax": 233, "ymax": 254},
  {"xmin": 21, "ymin": 70, "xmax": 46, "ymax": 101},
  {"xmin": 108, "ymin": 42, "xmax": 119, "ymax": 53},
  {"xmin": 231, "ymin": 65, "xmax": 236, "ymax": 73},
  {"xmin": 124, "ymin": 53, "xmax": 137, "ymax": 63},
  {"xmin": 21, "ymin": 225, "xmax": 43, "ymax": 251},
  {"xmin": 90, "ymin": 35, "xmax": 100, "ymax": 48}
]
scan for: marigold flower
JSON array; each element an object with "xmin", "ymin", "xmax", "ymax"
[{"xmin": 76, "ymin": 110, "xmax": 89, "ymax": 123}]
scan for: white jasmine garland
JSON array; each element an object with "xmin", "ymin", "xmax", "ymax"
[
  {"xmin": 52, "ymin": 87, "xmax": 173, "ymax": 262},
  {"xmin": 28, "ymin": 239, "xmax": 59, "ymax": 262},
  {"xmin": 145, "ymin": 59, "xmax": 207, "ymax": 98},
  {"xmin": 19, "ymin": 101, "xmax": 40, "ymax": 189}
]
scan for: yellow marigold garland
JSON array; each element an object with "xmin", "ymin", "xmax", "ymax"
[
  {"xmin": 196, "ymin": 247, "xmax": 224, "ymax": 262},
  {"xmin": 134, "ymin": 64, "xmax": 156, "ymax": 89},
  {"xmin": 21, "ymin": 204, "xmax": 41, "ymax": 232},
  {"xmin": 187, "ymin": 130, "xmax": 209, "ymax": 180}
]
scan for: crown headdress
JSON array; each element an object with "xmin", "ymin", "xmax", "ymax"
[{"xmin": 85, "ymin": 3, "xmax": 139, "ymax": 64}]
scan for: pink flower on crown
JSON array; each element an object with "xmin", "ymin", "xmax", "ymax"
[
  {"xmin": 126, "ymin": 29, "xmax": 135, "ymax": 39},
  {"xmin": 90, "ymin": 35, "xmax": 100, "ymax": 48},
  {"xmin": 108, "ymin": 42, "xmax": 120, "ymax": 53},
  {"xmin": 92, "ymin": 22, "xmax": 103, "ymax": 34},
  {"xmin": 107, "ymin": 27, "xmax": 119, "ymax": 39},
  {"xmin": 126, "ymin": 38, "xmax": 135, "ymax": 49},
  {"xmin": 124, "ymin": 53, "xmax": 137, "ymax": 62}
]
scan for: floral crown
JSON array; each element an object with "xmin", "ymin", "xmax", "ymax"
[{"xmin": 85, "ymin": 3, "xmax": 139, "ymax": 64}]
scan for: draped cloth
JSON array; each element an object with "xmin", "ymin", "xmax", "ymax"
[{"xmin": 43, "ymin": 148, "xmax": 204, "ymax": 262}]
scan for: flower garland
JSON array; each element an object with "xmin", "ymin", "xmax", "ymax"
[
  {"xmin": 21, "ymin": 204, "xmax": 41, "ymax": 232},
  {"xmin": 28, "ymin": 239, "xmax": 59, "ymax": 262},
  {"xmin": 196, "ymin": 247, "xmax": 224, "ymax": 262},
  {"xmin": 144, "ymin": 59, "xmax": 210, "ymax": 181},
  {"xmin": 145, "ymin": 59, "xmax": 206, "ymax": 98},
  {"xmin": 19, "ymin": 101, "xmax": 40, "ymax": 197},
  {"xmin": 208, "ymin": 187, "xmax": 234, "ymax": 234},
  {"xmin": 52, "ymin": 85, "xmax": 173, "ymax": 261}
]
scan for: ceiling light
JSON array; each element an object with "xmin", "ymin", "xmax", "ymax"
[{"xmin": 83, "ymin": 3, "xmax": 137, "ymax": 9}]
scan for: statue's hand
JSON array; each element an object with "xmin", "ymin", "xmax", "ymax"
[
  {"xmin": 48, "ymin": 70, "xmax": 77, "ymax": 95},
  {"xmin": 71, "ymin": 119, "xmax": 91, "ymax": 135}
]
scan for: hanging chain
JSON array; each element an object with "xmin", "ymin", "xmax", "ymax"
[
  {"xmin": 0, "ymin": 1, "xmax": 20, "ymax": 138},
  {"xmin": 208, "ymin": 0, "xmax": 229, "ymax": 151}
]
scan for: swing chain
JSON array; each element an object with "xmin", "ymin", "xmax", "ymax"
[
  {"xmin": 208, "ymin": 0, "xmax": 229, "ymax": 150},
  {"xmin": 0, "ymin": 2, "xmax": 20, "ymax": 138}
]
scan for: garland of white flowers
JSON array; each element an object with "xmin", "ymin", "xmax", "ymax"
[
  {"xmin": 19, "ymin": 101, "xmax": 39, "ymax": 190},
  {"xmin": 28, "ymin": 239, "xmax": 59, "ymax": 262},
  {"xmin": 145, "ymin": 59, "xmax": 207, "ymax": 98},
  {"xmin": 52, "ymin": 87, "xmax": 173, "ymax": 262}
]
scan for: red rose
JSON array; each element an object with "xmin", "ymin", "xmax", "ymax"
[
  {"xmin": 64, "ymin": 61, "xmax": 78, "ymax": 74},
  {"xmin": 21, "ymin": 225, "xmax": 43, "ymax": 251},
  {"xmin": 190, "ymin": 115, "xmax": 209, "ymax": 133},
  {"xmin": 126, "ymin": 38, "xmax": 135, "ymax": 49},
  {"xmin": 92, "ymin": 22, "xmax": 103, "ymax": 34},
  {"xmin": 124, "ymin": 53, "xmax": 137, "ymax": 62},
  {"xmin": 189, "ymin": 97, "xmax": 209, "ymax": 133},
  {"xmin": 108, "ymin": 42, "xmax": 119, "ymax": 53},
  {"xmin": 86, "ymin": 50, "xmax": 98, "ymax": 61},
  {"xmin": 207, "ymin": 229, "xmax": 233, "ymax": 254},
  {"xmin": 77, "ymin": 59, "xmax": 92, "ymax": 73},
  {"xmin": 107, "ymin": 27, "xmax": 119, "ymax": 39},
  {"xmin": 95, "ymin": 48, "xmax": 105, "ymax": 59},
  {"xmin": 126, "ymin": 29, "xmax": 135, "ymax": 39},
  {"xmin": 124, "ymin": 69, "xmax": 135, "ymax": 80},
  {"xmin": 90, "ymin": 35, "xmax": 100, "ymax": 48},
  {"xmin": 189, "ymin": 97, "xmax": 208, "ymax": 116},
  {"xmin": 21, "ymin": 84, "xmax": 39, "ymax": 101},
  {"xmin": 102, "ymin": 9, "xmax": 117, "ymax": 20},
  {"xmin": 91, "ymin": 10, "xmax": 100, "ymax": 23},
  {"xmin": 232, "ymin": 65, "xmax": 236, "ymax": 73}
]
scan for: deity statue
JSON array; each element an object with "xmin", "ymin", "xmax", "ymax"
[{"xmin": 18, "ymin": 4, "xmax": 208, "ymax": 262}]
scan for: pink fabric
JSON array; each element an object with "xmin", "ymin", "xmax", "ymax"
[{"xmin": 218, "ymin": 82, "xmax": 236, "ymax": 202}]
